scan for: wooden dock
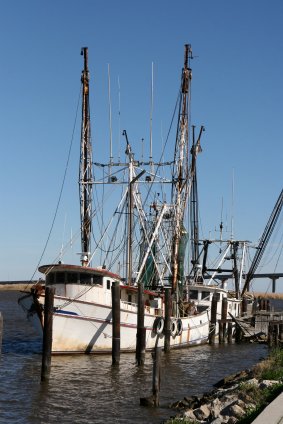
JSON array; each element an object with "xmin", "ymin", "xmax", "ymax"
[{"xmin": 229, "ymin": 311, "xmax": 283, "ymax": 345}]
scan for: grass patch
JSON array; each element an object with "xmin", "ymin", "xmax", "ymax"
[
  {"xmin": 253, "ymin": 347, "xmax": 283, "ymax": 381},
  {"xmin": 237, "ymin": 383, "xmax": 283, "ymax": 424}
]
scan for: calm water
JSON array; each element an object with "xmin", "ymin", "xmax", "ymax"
[{"xmin": 0, "ymin": 291, "xmax": 271, "ymax": 424}]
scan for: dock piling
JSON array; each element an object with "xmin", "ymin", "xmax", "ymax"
[
  {"xmin": 152, "ymin": 346, "xmax": 161, "ymax": 406},
  {"xmin": 140, "ymin": 345, "xmax": 161, "ymax": 407},
  {"xmin": 164, "ymin": 288, "xmax": 171, "ymax": 353},
  {"xmin": 221, "ymin": 297, "xmax": 228, "ymax": 342},
  {"xmin": 227, "ymin": 322, "xmax": 233, "ymax": 343},
  {"xmin": 136, "ymin": 282, "xmax": 146, "ymax": 366},
  {"xmin": 41, "ymin": 286, "xmax": 55, "ymax": 382},
  {"xmin": 112, "ymin": 281, "xmax": 120, "ymax": 366},
  {"xmin": 209, "ymin": 294, "xmax": 218, "ymax": 345}
]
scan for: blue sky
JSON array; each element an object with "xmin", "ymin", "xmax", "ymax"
[{"xmin": 0, "ymin": 1, "xmax": 282, "ymax": 292}]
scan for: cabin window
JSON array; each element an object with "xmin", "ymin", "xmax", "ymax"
[
  {"xmin": 107, "ymin": 280, "xmax": 111, "ymax": 290},
  {"xmin": 189, "ymin": 290, "xmax": 198, "ymax": 300},
  {"xmin": 201, "ymin": 291, "xmax": 210, "ymax": 300},
  {"xmin": 128, "ymin": 294, "xmax": 132, "ymax": 303},
  {"xmin": 46, "ymin": 273, "xmax": 54, "ymax": 284},
  {"xmin": 93, "ymin": 275, "xmax": 103, "ymax": 285},
  {"xmin": 56, "ymin": 272, "xmax": 65, "ymax": 283},
  {"xmin": 67, "ymin": 272, "xmax": 78, "ymax": 283},
  {"xmin": 80, "ymin": 273, "xmax": 92, "ymax": 284}
]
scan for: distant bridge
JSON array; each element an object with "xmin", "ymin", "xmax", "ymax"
[{"xmin": 205, "ymin": 273, "xmax": 283, "ymax": 293}]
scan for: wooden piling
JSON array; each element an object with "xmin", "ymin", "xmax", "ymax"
[
  {"xmin": 152, "ymin": 346, "xmax": 161, "ymax": 406},
  {"xmin": 221, "ymin": 297, "xmax": 228, "ymax": 342},
  {"xmin": 274, "ymin": 323, "xmax": 279, "ymax": 347},
  {"xmin": 164, "ymin": 288, "xmax": 171, "ymax": 353},
  {"xmin": 112, "ymin": 281, "xmax": 120, "ymax": 366},
  {"xmin": 262, "ymin": 299, "xmax": 267, "ymax": 311},
  {"xmin": 227, "ymin": 322, "xmax": 233, "ymax": 343},
  {"xmin": 235, "ymin": 321, "xmax": 242, "ymax": 343},
  {"xmin": 219, "ymin": 322, "xmax": 224, "ymax": 344},
  {"xmin": 140, "ymin": 345, "xmax": 161, "ymax": 407},
  {"xmin": 209, "ymin": 294, "xmax": 218, "ymax": 345},
  {"xmin": 241, "ymin": 297, "xmax": 247, "ymax": 316},
  {"xmin": 252, "ymin": 298, "xmax": 258, "ymax": 314},
  {"xmin": 279, "ymin": 323, "xmax": 283, "ymax": 344},
  {"xmin": 41, "ymin": 286, "xmax": 55, "ymax": 382},
  {"xmin": 268, "ymin": 322, "xmax": 274, "ymax": 347},
  {"xmin": 136, "ymin": 282, "xmax": 146, "ymax": 366}
]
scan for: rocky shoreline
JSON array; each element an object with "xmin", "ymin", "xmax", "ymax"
[{"xmin": 165, "ymin": 359, "xmax": 283, "ymax": 423}]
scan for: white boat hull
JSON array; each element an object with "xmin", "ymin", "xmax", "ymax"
[{"xmin": 19, "ymin": 290, "xmax": 209, "ymax": 354}]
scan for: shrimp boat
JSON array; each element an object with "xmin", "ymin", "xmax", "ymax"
[{"xmin": 19, "ymin": 45, "xmax": 210, "ymax": 354}]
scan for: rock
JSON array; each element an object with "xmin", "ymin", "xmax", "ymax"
[
  {"xmin": 259, "ymin": 380, "xmax": 278, "ymax": 389},
  {"xmin": 234, "ymin": 399, "xmax": 246, "ymax": 410},
  {"xmin": 214, "ymin": 369, "xmax": 250, "ymax": 388},
  {"xmin": 140, "ymin": 395, "xmax": 158, "ymax": 407},
  {"xmin": 222, "ymin": 403, "xmax": 245, "ymax": 419},
  {"xmin": 184, "ymin": 409, "xmax": 196, "ymax": 420},
  {"xmin": 227, "ymin": 417, "xmax": 238, "ymax": 424},
  {"xmin": 210, "ymin": 398, "xmax": 222, "ymax": 419},
  {"xmin": 183, "ymin": 395, "xmax": 202, "ymax": 409},
  {"xmin": 210, "ymin": 417, "xmax": 226, "ymax": 424},
  {"xmin": 245, "ymin": 378, "xmax": 259, "ymax": 386},
  {"xmin": 220, "ymin": 393, "xmax": 238, "ymax": 406},
  {"xmin": 193, "ymin": 404, "xmax": 211, "ymax": 420},
  {"xmin": 238, "ymin": 391, "xmax": 254, "ymax": 404}
]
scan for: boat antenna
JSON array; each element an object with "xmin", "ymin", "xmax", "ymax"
[
  {"xmin": 231, "ymin": 169, "xmax": 235, "ymax": 240},
  {"xmin": 79, "ymin": 47, "xmax": 93, "ymax": 266},
  {"xmin": 149, "ymin": 61, "xmax": 154, "ymax": 174},
  {"xmin": 108, "ymin": 64, "xmax": 113, "ymax": 165},
  {"xmin": 219, "ymin": 196, "xmax": 224, "ymax": 252},
  {"xmin": 117, "ymin": 76, "xmax": 121, "ymax": 162}
]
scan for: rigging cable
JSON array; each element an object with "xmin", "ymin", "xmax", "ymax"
[{"xmin": 26, "ymin": 88, "xmax": 82, "ymax": 288}]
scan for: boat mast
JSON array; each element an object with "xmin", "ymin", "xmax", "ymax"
[
  {"xmin": 79, "ymin": 47, "xmax": 93, "ymax": 266},
  {"xmin": 171, "ymin": 44, "xmax": 192, "ymax": 294}
]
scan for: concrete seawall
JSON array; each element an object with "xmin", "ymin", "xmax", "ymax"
[{"xmin": 252, "ymin": 391, "xmax": 283, "ymax": 423}]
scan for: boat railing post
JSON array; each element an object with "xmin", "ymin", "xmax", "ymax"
[
  {"xmin": 164, "ymin": 287, "xmax": 171, "ymax": 353},
  {"xmin": 41, "ymin": 286, "xmax": 55, "ymax": 382},
  {"xmin": 136, "ymin": 282, "xmax": 146, "ymax": 366},
  {"xmin": 112, "ymin": 281, "xmax": 120, "ymax": 365}
]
